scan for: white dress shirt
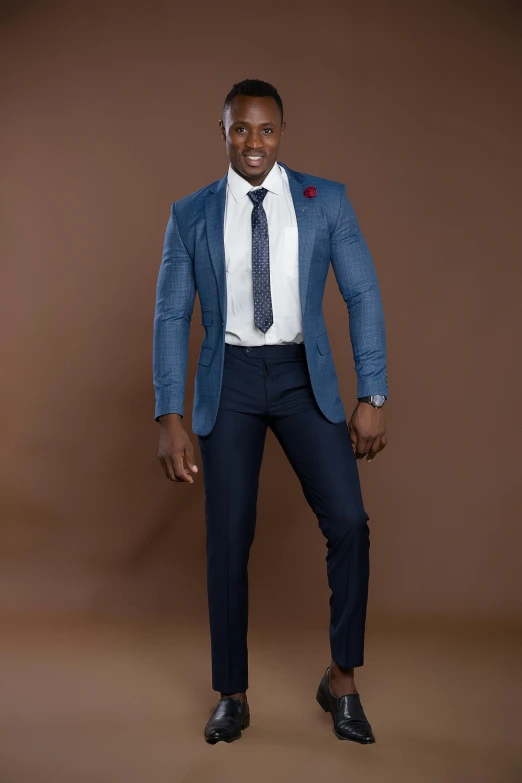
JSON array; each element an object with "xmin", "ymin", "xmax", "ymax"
[{"xmin": 223, "ymin": 162, "xmax": 303, "ymax": 345}]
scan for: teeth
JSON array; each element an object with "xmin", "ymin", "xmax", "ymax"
[{"xmin": 247, "ymin": 156, "xmax": 261, "ymax": 159}]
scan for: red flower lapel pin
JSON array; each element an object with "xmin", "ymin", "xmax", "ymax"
[{"xmin": 304, "ymin": 186, "xmax": 317, "ymax": 198}]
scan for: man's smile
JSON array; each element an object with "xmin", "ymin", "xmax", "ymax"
[{"xmin": 244, "ymin": 154, "xmax": 265, "ymax": 167}]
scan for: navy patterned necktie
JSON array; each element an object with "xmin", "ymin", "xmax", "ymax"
[{"xmin": 248, "ymin": 187, "xmax": 273, "ymax": 334}]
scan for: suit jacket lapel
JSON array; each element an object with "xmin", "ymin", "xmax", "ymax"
[
  {"xmin": 279, "ymin": 161, "xmax": 315, "ymax": 315},
  {"xmin": 205, "ymin": 173, "xmax": 228, "ymax": 322}
]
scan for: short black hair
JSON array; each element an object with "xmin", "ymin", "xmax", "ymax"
[{"xmin": 223, "ymin": 79, "xmax": 284, "ymax": 122}]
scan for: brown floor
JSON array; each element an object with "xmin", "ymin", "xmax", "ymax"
[{"xmin": 0, "ymin": 618, "xmax": 519, "ymax": 783}]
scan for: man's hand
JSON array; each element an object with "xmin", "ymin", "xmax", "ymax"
[
  {"xmin": 348, "ymin": 403, "xmax": 387, "ymax": 462},
  {"xmin": 158, "ymin": 414, "xmax": 199, "ymax": 483}
]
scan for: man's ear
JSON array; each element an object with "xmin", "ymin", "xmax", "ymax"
[{"xmin": 218, "ymin": 119, "xmax": 226, "ymax": 141}]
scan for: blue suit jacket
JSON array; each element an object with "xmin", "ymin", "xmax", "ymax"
[{"xmin": 153, "ymin": 161, "xmax": 388, "ymax": 436}]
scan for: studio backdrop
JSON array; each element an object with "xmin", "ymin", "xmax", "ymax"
[{"xmin": 1, "ymin": 0, "xmax": 520, "ymax": 628}]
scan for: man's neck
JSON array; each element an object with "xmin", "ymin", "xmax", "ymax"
[{"xmin": 229, "ymin": 161, "xmax": 276, "ymax": 188}]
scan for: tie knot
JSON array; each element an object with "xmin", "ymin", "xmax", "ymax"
[{"xmin": 248, "ymin": 187, "xmax": 268, "ymax": 206}]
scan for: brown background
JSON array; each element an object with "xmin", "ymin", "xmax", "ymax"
[
  {"xmin": 2, "ymin": 0, "xmax": 520, "ymax": 624},
  {"xmin": 1, "ymin": 2, "xmax": 521, "ymax": 780}
]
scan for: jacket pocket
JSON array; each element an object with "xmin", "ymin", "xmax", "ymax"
[
  {"xmin": 201, "ymin": 311, "xmax": 213, "ymax": 326},
  {"xmin": 316, "ymin": 331, "xmax": 331, "ymax": 356}
]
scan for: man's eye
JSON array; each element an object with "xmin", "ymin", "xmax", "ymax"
[
  {"xmin": 235, "ymin": 127, "xmax": 246, "ymax": 133},
  {"xmin": 263, "ymin": 129, "xmax": 273, "ymax": 134}
]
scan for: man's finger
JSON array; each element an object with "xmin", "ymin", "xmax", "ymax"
[
  {"xmin": 365, "ymin": 436, "xmax": 381, "ymax": 461},
  {"xmin": 173, "ymin": 453, "xmax": 193, "ymax": 482},
  {"xmin": 355, "ymin": 437, "xmax": 371, "ymax": 459},
  {"xmin": 348, "ymin": 424, "xmax": 357, "ymax": 452},
  {"xmin": 185, "ymin": 447, "xmax": 199, "ymax": 474},
  {"xmin": 158, "ymin": 454, "xmax": 172, "ymax": 481},
  {"xmin": 164, "ymin": 454, "xmax": 180, "ymax": 481}
]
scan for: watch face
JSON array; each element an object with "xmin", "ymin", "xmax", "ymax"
[{"xmin": 371, "ymin": 395, "xmax": 386, "ymax": 407}]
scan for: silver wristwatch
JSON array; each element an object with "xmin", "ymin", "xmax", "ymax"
[{"xmin": 357, "ymin": 395, "xmax": 386, "ymax": 408}]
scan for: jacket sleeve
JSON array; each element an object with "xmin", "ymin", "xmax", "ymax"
[
  {"xmin": 330, "ymin": 185, "xmax": 388, "ymax": 399},
  {"xmin": 152, "ymin": 202, "xmax": 196, "ymax": 421}
]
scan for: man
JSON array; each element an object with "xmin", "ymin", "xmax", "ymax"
[{"xmin": 153, "ymin": 79, "xmax": 388, "ymax": 745}]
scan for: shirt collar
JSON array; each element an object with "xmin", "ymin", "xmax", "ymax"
[{"xmin": 227, "ymin": 161, "xmax": 283, "ymax": 202}]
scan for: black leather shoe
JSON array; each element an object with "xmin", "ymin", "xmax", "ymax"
[
  {"xmin": 316, "ymin": 666, "xmax": 376, "ymax": 744},
  {"xmin": 204, "ymin": 696, "xmax": 250, "ymax": 744}
]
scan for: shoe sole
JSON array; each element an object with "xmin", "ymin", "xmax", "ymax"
[
  {"xmin": 205, "ymin": 713, "xmax": 250, "ymax": 744},
  {"xmin": 316, "ymin": 687, "xmax": 376, "ymax": 744}
]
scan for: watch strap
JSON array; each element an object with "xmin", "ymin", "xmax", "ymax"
[{"xmin": 358, "ymin": 394, "xmax": 386, "ymax": 407}]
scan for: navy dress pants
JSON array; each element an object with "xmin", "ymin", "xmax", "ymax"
[{"xmin": 198, "ymin": 342, "xmax": 371, "ymax": 694}]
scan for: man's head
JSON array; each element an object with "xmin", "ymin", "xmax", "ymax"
[{"xmin": 219, "ymin": 79, "xmax": 286, "ymax": 185}]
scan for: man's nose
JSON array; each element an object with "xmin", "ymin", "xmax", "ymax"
[{"xmin": 245, "ymin": 132, "xmax": 264, "ymax": 149}]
